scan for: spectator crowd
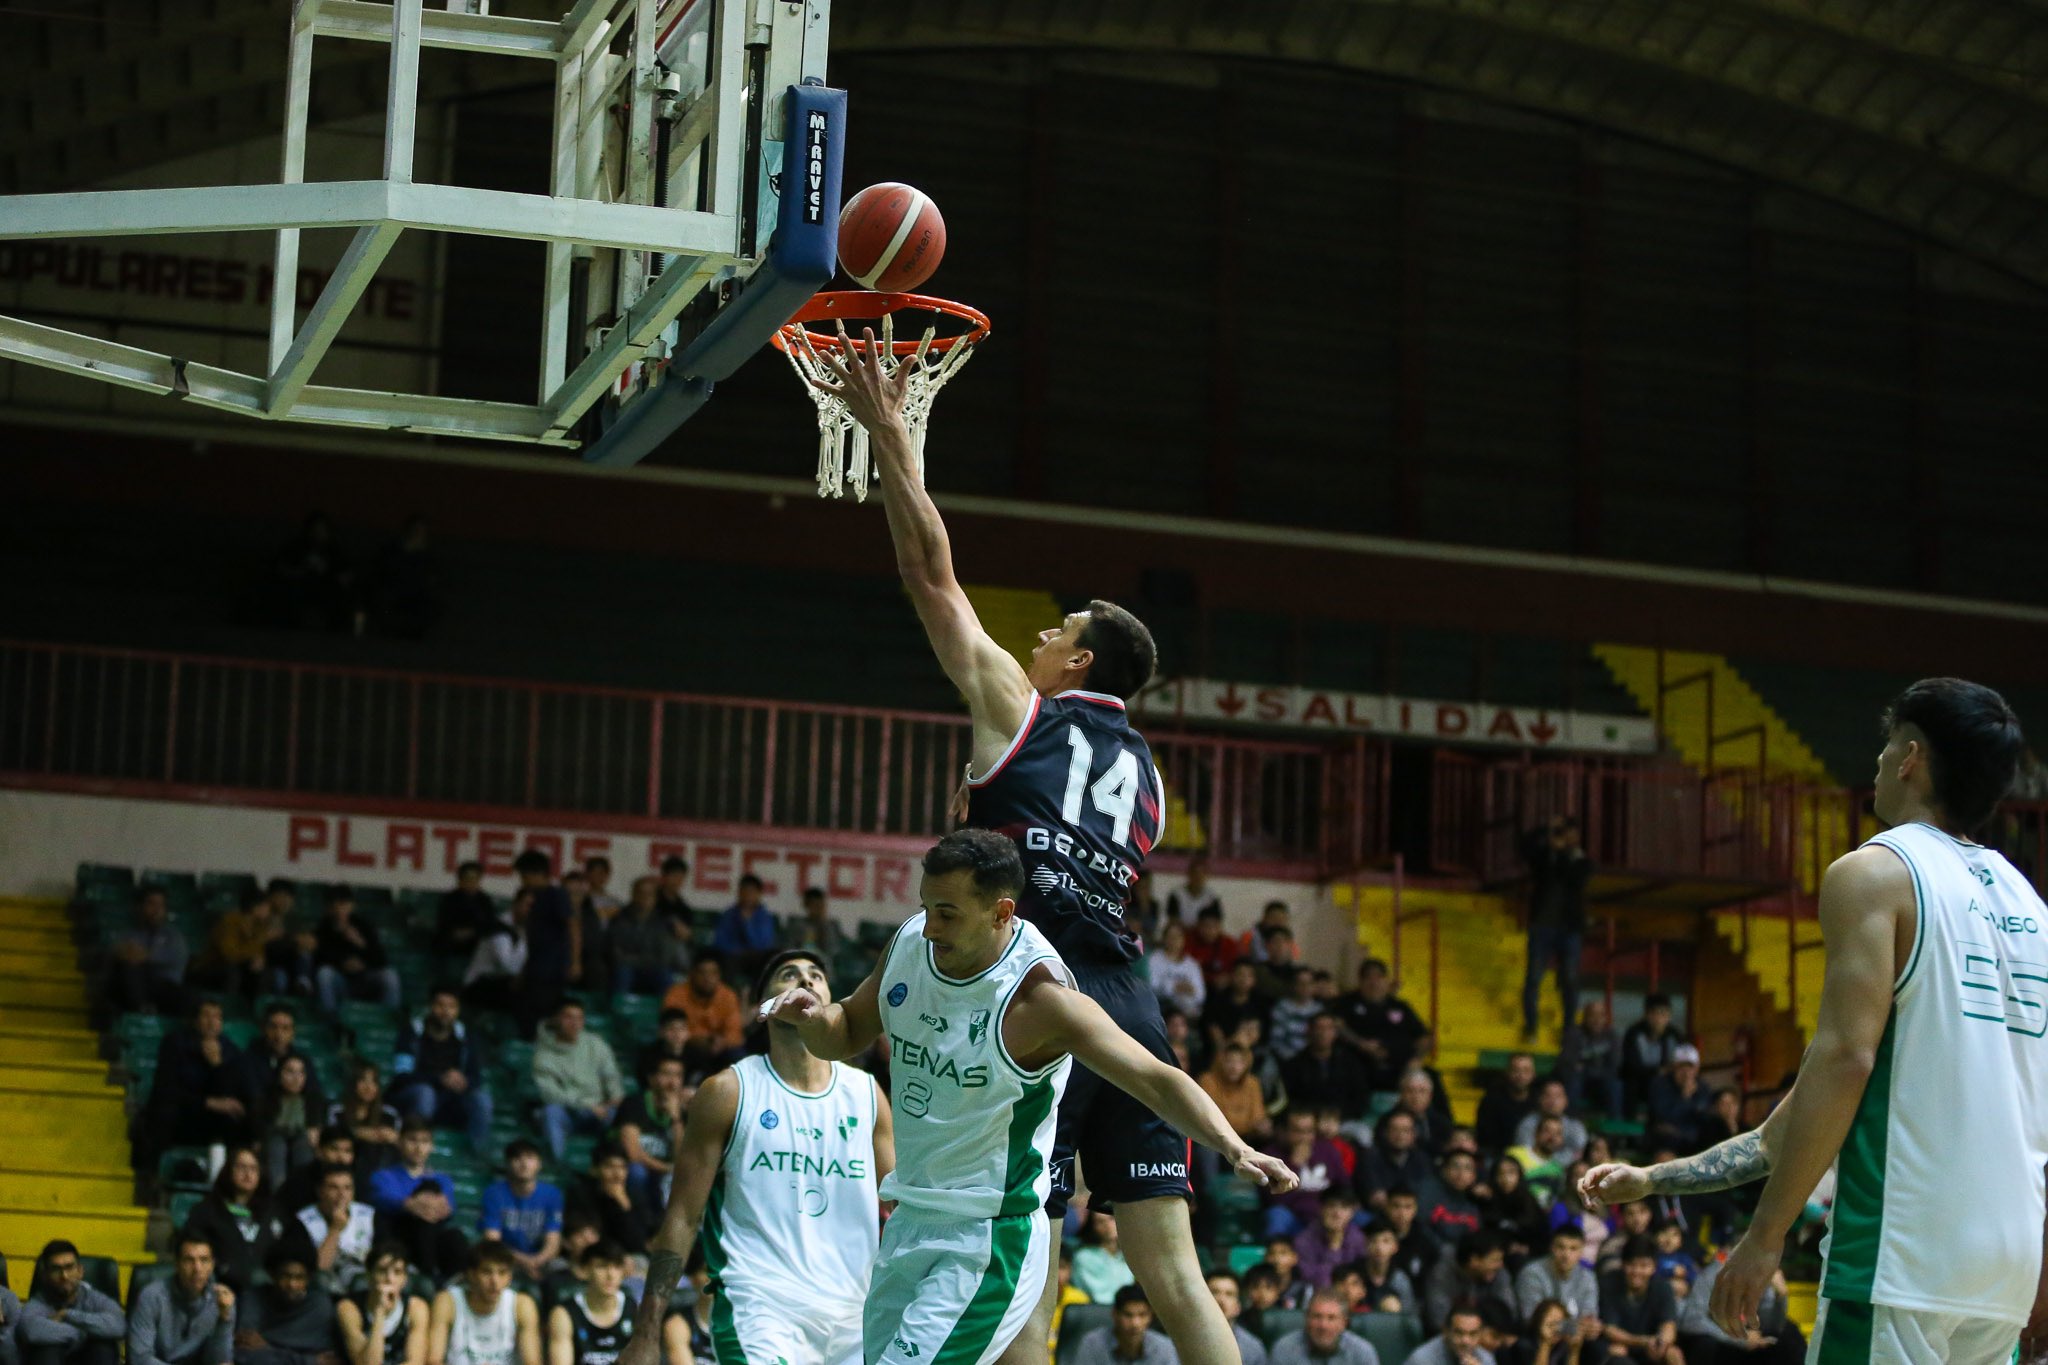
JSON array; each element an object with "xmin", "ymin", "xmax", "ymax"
[{"xmin": 44, "ymin": 849, "xmax": 1796, "ymax": 1365}]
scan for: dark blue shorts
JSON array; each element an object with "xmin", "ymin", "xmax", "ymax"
[{"xmin": 1047, "ymin": 963, "xmax": 1194, "ymax": 1219}]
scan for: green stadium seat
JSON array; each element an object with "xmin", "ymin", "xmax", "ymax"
[
  {"xmin": 855, "ymin": 920, "xmax": 895, "ymax": 951},
  {"xmin": 1055, "ymin": 1305, "xmax": 1112, "ymax": 1365},
  {"xmin": 80, "ymin": 1256, "xmax": 121, "ymax": 1299},
  {"xmin": 1226, "ymin": 1244, "xmax": 1267, "ymax": 1275},
  {"xmin": 221, "ymin": 1019, "xmax": 258, "ymax": 1049},
  {"xmin": 1358, "ymin": 1313, "xmax": 1423, "ymax": 1365},
  {"xmin": 141, "ymin": 870, "xmax": 199, "ymax": 898},
  {"xmin": 167, "ymin": 1189, "xmax": 206, "ymax": 1228},
  {"xmin": 1260, "ymin": 1310, "xmax": 1305, "ymax": 1349},
  {"xmin": 200, "ymin": 871, "xmax": 257, "ymax": 899},
  {"xmin": 159, "ymin": 1147, "xmax": 214, "ymax": 1193},
  {"xmin": 77, "ymin": 863, "xmax": 136, "ymax": 889}
]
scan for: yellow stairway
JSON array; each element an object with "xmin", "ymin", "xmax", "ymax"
[
  {"xmin": 1339, "ymin": 884, "xmax": 1562, "ymax": 1118},
  {"xmin": 1593, "ymin": 645, "xmax": 1839, "ymax": 1041},
  {"xmin": 0, "ymin": 897, "xmax": 148, "ymax": 1296}
]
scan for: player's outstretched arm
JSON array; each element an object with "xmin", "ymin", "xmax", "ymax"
[
  {"xmin": 1010, "ymin": 971, "xmax": 1298, "ymax": 1193},
  {"xmin": 617, "ymin": 1071, "xmax": 740, "ymax": 1365},
  {"xmin": 813, "ymin": 330, "xmax": 1033, "ymax": 752},
  {"xmin": 758, "ymin": 964, "xmax": 886, "ymax": 1062}
]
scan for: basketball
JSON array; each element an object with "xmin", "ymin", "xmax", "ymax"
[{"xmin": 837, "ymin": 182, "xmax": 946, "ymax": 292}]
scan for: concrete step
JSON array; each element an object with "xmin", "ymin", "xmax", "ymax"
[
  {"xmin": 0, "ymin": 1087, "xmax": 129, "ymax": 1141},
  {"xmin": 0, "ymin": 1206, "xmax": 150, "ymax": 1263},
  {"xmin": 0, "ymin": 973, "xmax": 89, "ymax": 1009},
  {"xmin": 4, "ymin": 951, "xmax": 81, "ymax": 977},
  {"xmin": 0, "ymin": 1003, "xmax": 92, "ymax": 1031},
  {"xmin": 0, "ymin": 903, "xmax": 70, "ymax": 931},
  {"xmin": 0, "ymin": 1063, "xmax": 120, "ymax": 1094},
  {"xmin": 0, "ymin": 1024, "xmax": 104, "ymax": 1060},
  {"xmin": 0, "ymin": 926, "xmax": 75, "ymax": 954},
  {"xmin": 0, "ymin": 1166, "xmax": 134, "ymax": 1207}
]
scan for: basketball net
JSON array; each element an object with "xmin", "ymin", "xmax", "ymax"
[{"xmin": 774, "ymin": 295, "xmax": 987, "ymax": 500}]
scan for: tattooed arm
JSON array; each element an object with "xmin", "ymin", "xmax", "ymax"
[
  {"xmin": 616, "ymin": 1073, "xmax": 739, "ymax": 1365},
  {"xmin": 1582, "ymin": 1128, "xmax": 1772, "ymax": 1207}
]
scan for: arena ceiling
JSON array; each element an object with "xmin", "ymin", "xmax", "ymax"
[{"xmin": 3, "ymin": 0, "xmax": 2046, "ymax": 283}]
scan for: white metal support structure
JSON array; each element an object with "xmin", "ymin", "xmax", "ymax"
[{"xmin": 0, "ymin": 0, "xmax": 778, "ymax": 446}]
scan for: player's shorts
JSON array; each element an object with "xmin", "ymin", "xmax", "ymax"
[
  {"xmin": 711, "ymin": 1277, "xmax": 863, "ymax": 1365},
  {"xmin": 863, "ymin": 1206, "xmax": 1049, "ymax": 1365},
  {"xmin": 1806, "ymin": 1296, "xmax": 2021, "ymax": 1365},
  {"xmin": 1046, "ymin": 961, "xmax": 1195, "ymax": 1219}
]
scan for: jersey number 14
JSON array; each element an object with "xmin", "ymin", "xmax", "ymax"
[{"xmin": 1061, "ymin": 725, "xmax": 1141, "ymax": 849}]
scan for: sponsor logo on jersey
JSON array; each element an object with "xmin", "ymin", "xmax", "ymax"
[
  {"xmin": 1974, "ymin": 866, "xmax": 1996, "ymax": 886},
  {"xmin": 889, "ymin": 1034, "xmax": 990, "ymax": 1088},
  {"xmin": 793, "ymin": 1124, "xmax": 824, "ymax": 1141},
  {"xmin": 968, "ymin": 1009, "xmax": 990, "ymax": 1046},
  {"xmin": 893, "ymin": 1336, "xmax": 920, "ymax": 1358},
  {"xmin": 837, "ymin": 1115, "xmax": 861, "ymax": 1139},
  {"xmin": 887, "ymin": 983, "xmax": 908, "ymax": 1006},
  {"xmin": 1022, "ymin": 827, "xmax": 1138, "ymax": 887},
  {"xmin": 760, "ymin": 1109, "xmax": 779, "ymax": 1130},
  {"xmin": 1972, "ymin": 899, "xmax": 2040, "ymax": 934},
  {"xmin": 746, "ymin": 1149, "xmax": 868, "ymax": 1179},
  {"xmin": 919, "ymin": 1011, "xmax": 950, "ymax": 1033},
  {"xmin": 1130, "ymin": 1161, "xmax": 1188, "ymax": 1178}
]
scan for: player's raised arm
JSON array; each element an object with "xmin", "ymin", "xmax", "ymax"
[
  {"xmin": 759, "ymin": 961, "xmax": 885, "ymax": 1062},
  {"xmin": 1008, "ymin": 967, "xmax": 1298, "ymax": 1194},
  {"xmin": 812, "ymin": 332, "xmax": 1034, "ymax": 750}
]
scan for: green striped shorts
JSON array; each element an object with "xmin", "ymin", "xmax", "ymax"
[{"xmin": 864, "ymin": 1205, "xmax": 1048, "ymax": 1365}]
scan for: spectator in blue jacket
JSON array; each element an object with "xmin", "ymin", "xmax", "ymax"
[
  {"xmin": 389, "ymin": 986, "xmax": 493, "ymax": 1153},
  {"xmin": 711, "ymin": 875, "xmax": 778, "ymax": 982},
  {"xmin": 16, "ymin": 1241, "xmax": 127, "ymax": 1365},
  {"xmin": 128, "ymin": 1232, "xmax": 235, "ymax": 1365},
  {"xmin": 366, "ymin": 1120, "xmax": 468, "ymax": 1284},
  {"xmin": 477, "ymin": 1140, "xmax": 565, "ymax": 1283}
]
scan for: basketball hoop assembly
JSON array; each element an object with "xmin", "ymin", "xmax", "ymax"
[{"xmin": 772, "ymin": 291, "xmax": 990, "ymax": 500}]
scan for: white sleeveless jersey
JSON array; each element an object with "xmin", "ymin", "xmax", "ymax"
[
  {"xmin": 445, "ymin": 1289, "xmax": 518, "ymax": 1365},
  {"xmin": 1820, "ymin": 822, "xmax": 2048, "ymax": 1324},
  {"xmin": 700, "ymin": 1054, "xmax": 879, "ymax": 1303},
  {"xmin": 875, "ymin": 912, "xmax": 1073, "ymax": 1217}
]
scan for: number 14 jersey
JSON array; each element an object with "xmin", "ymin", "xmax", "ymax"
[{"xmin": 965, "ymin": 689, "xmax": 1165, "ymax": 968}]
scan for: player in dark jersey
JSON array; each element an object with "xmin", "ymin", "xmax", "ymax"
[{"xmin": 815, "ymin": 334, "xmax": 1254, "ymax": 1365}]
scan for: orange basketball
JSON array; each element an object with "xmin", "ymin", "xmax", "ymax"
[{"xmin": 837, "ymin": 182, "xmax": 946, "ymax": 292}]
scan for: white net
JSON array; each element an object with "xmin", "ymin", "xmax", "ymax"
[{"xmin": 777, "ymin": 308, "xmax": 981, "ymax": 500}]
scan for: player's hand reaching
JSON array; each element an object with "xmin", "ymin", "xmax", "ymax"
[
  {"xmin": 759, "ymin": 986, "xmax": 826, "ymax": 1026},
  {"xmin": 813, "ymin": 325, "xmax": 913, "ymax": 435},
  {"xmin": 1234, "ymin": 1149, "xmax": 1299, "ymax": 1193},
  {"xmin": 1580, "ymin": 1162, "xmax": 1653, "ymax": 1211}
]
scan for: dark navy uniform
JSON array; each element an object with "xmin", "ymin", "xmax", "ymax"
[
  {"xmin": 562, "ymin": 1290, "xmax": 634, "ymax": 1365},
  {"xmin": 965, "ymin": 688, "xmax": 1187, "ymax": 1217}
]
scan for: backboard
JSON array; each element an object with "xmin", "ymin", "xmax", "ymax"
[{"xmin": 0, "ymin": 0, "xmax": 843, "ymax": 468}]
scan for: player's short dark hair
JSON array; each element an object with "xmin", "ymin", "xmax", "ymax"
[
  {"xmin": 513, "ymin": 849, "xmax": 551, "ymax": 877},
  {"xmin": 1621, "ymin": 1235, "xmax": 1657, "ymax": 1264},
  {"xmin": 457, "ymin": 861, "xmax": 483, "ymax": 877},
  {"xmin": 468, "ymin": 1241, "xmax": 519, "ymax": 1273},
  {"xmin": 1205, "ymin": 1268, "xmax": 1241, "ymax": 1288},
  {"xmin": 659, "ymin": 1008, "xmax": 690, "ymax": 1027},
  {"xmin": 1331, "ymin": 1260, "xmax": 1367, "ymax": 1286},
  {"xmin": 1477, "ymin": 1299, "xmax": 1520, "ymax": 1334},
  {"xmin": 1359, "ymin": 958, "xmax": 1389, "ymax": 977},
  {"xmin": 1446, "ymin": 1300, "xmax": 1485, "ymax": 1329},
  {"xmin": 1457, "ymin": 1230, "xmax": 1506, "ymax": 1263},
  {"xmin": 1242, "ymin": 1264, "xmax": 1280, "ymax": 1292},
  {"xmin": 266, "ymin": 878, "xmax": 294, "ymax": 897},
  {"xmin": 660, "ymin": 855, "xmax": 689, "ymax": 875},
  {"xmin": 922, "ymin": 829, "xmax": 1024, "ymax": 902},
  {"xmin": 504, "ymin": 1138, "xmax": 542, "ymax": 1162},
  {"xmin": 430, "ymin": 982, "xmax": 461, "ymax": 1003},
  {"xmin": 1197, "ymin": 905, "xmax": 1224, "ymax": 922},
  {"xmin": 1883, "ymin": 678, "xmax": 2025, "ymax": 831},
  {"xmin": 262, "ymin": 1001, "xmax": 296, "ymax": 1024},
  {"xmin": 1644, "ymin": 992, "xmax": 1672, "ymax": 1011},
  {"xmin": 1384, "ymin": 1183, "xmax": 1417, "ymax": 1202},
  {"xmin": 318, "ymin": 1129, "xmax": 353, "ymax": 1152},
  {"xmin": 1550, "ymin": 1225, "xmax": 1585, "ymax": 1247},
  {"xmin": 1363, "ymin": 1219, "xmax": 1397, "ymax": 1239},
  {"xmin": 328, "ymin": 884, "xmax": 355, "ymax": 905},
  {"xmin": 399, "ymin": 1116, "xmax": 434, "ymax": 1138},
  {"xmin": 318, "ymin": 1162, "xmax": 354, "ymax": 1187},
  {"xmin": 584, "ymin": 856, "xmax": 611, "ymax": 874},
  {"xmin": 264, "ymin": 1242, "xmax": 314, "ymax": 1278},
  {"xmin": 739, "ymin": 873, "xmax": 764, "ymax": 891},
  {"xmin": 579, "ymin": 1239, "xmax": 629, "ymax": 1268},
  {"xmin": 1111, "ymin": 1284, "xmax": 1150, "ymax": 1311},
  {"xmin": 1077, "ymin": 600, "xmax": 1157, "ymax": 701},
  {"xmin": 171, "ymin": 1226, "xmax": 217, "ymax": 1258}
]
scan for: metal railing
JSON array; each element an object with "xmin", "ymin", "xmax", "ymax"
[{"xmin": 0, "ymin": 638, "xmax": 1352, "ymax": 868}]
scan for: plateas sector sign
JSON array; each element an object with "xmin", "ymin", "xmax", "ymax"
[{"xmin": 1132, "ymin": 679, "xmax": 1655, "ymax": 754}]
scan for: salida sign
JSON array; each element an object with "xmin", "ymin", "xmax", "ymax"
[{"xmin": 1132, "ymin": 678, "xmax": 1656, "ymax": 754}]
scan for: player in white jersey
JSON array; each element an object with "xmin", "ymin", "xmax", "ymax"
[
  {"xmin": 618, "ymin": 949, "xmax": 895, "ymax": 1365},
  {"xmin": 1583, "ymin": 678, "xmax": 2045, "ymax": 1364},
  {"xmin": 763, "ymin": 829, "xmax": 1298, "ymax": 1365}
]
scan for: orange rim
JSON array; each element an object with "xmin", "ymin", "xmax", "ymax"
[{"xmin": 772, "ymin": 290, "xmax": 991, "ymax": 357}]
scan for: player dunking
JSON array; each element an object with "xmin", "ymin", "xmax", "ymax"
[
  {"xmin": 817, "ymin": 334, "xmax": 1250, "ymax": 1365},
  {"xmin": 1583, "ymin": 679, "xmax": 2047, "ymax": 1362}
]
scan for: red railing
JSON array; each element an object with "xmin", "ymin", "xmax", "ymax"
[{"xmin": 0, "ymin": 638, "xmax": 1354, "ymax": 870}]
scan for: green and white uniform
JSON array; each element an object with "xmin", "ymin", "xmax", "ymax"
[
  {"xmin": 701, "ymin": 1055, "xmax": 880, "ymax": 1365},
  {"xmin": 866, "ymin": 913, "xmax": 1072, "ymax": 1365},
  {"xmin": 1808, "ymin": 822, "xmax": 2048, "ymax": 1365}
]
